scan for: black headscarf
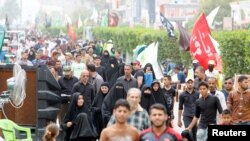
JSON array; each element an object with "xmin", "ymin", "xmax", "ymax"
[
  {"xmin": 106, "ymin": 57, "xmax": 120, "ymax": 87},
  {"xmin": 62, "ymin": 93, "xmax": 89, "ymax": 141},
  {"xmin": 101, "ymin": 50, "xmax": 110, "ymax": 68},
  {"xmin": 143, "ymin": 63, "xmax": 156, "ymax": 80},
  {"xmin": 101, "ymin": 82, "xmax": 127, "ymax": 126},
  {"xmin": 63, "ymin": 93, "xmax": 89, "ymax": 123},
  {"xmin": 140, "ymin": 85, "xmax": 156, "ymax": 113},
  {"xmin": 151, "ymin": 81, "xmax": 167, "ymax": 107},
  {"xmin": 92, "ymin": 82, "xmax": 110, "ymax": 136},
  {"xmin": 28, "ymin": 49, "xmax": 36, "ymax": 61},
  {"xmin": 92, "ymin": 82, "xmax": 110, "ymax": 111}
]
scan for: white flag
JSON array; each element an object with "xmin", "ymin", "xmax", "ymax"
[
  {"xmin": 65, "ymin": 14, "xmax": 72, "ymax": 25},
  {"xmin": 90, "ymin": 7, "xmax": 98, "ymax": 23},
  {"xmin": 136, "ymin": 42, "xmax": 163, "ymax": 79},
  {"xmin": 206, "ymin": 6, "xmax": 220, "ymax": 29},
  {"xmin": 78, "ymin": 16, "xmax": 83, "ymax": 28}
]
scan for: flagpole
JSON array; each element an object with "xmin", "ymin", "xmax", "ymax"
[{"xmin": 232, "ymin": 10, "xmax": 234, "ymax": 30}]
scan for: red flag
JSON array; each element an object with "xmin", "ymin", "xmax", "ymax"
[
  {"xmin": 75, "ymin": 19, "xmax": 78, "ymax": 28},
  {"xmin": 67, "ymin": 23, "xmax": 77, "ymax": 41},
  {"xmin": 109, "ymin": 12, "xmax": 119, "ymax": 27},
  {"xmin": 190, "ymin": 12, "xmax": 217, "ymax": 70}
]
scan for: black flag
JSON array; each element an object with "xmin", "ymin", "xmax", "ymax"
[
  {"xmin": 176, "ymin": 23, "xmax": 190, "ymax": 51},
  {"xmin": 160, "ymin": 12, "xmax": 175, "ymax": 37}
]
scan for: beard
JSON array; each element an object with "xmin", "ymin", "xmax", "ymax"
[
  {"xmin": 153, "ymin": 120, "xmax": 165, "ymax": 128},
  {"xmin": 242, "ymin": 86, "xmax": 248, "ymax": 91},
  {"xmin": 208, "ymin": 65, "xmax": 214, "ymax": 72}
]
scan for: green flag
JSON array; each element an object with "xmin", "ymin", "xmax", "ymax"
[
  {"xmin": 132, "ymin": 44, "xmax": 147, "ymax": 61},
  {"xmin": 101, "ymin": 9, "xmax": 109, "ymax": 27},
  {"xmin": 0, "ymin": 25, "xmax": 6, "ymax": 53}
]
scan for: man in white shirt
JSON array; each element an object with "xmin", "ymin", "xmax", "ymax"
[
  {"xmin": 71, "ymin": 53, "xmax": 86, "ymax": 79},
  {"xmin": 205, "ymin": 60, "xmax": 219, "ymax": 79}
]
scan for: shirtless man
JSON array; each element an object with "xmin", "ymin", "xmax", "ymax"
[{"xmin": 100, "ymin": 99, "xmax": 139, "ymax": 141}]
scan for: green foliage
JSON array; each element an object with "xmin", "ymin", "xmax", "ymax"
[
  {"xmin": 213, "ymin": 30, "xmax": 250, "ymax": 77},
  {"xmin": 40, "ymin": 26, "xmax": 66, "ymax": 37},
  {"xmin": 40, "ymin": 26, "xmax": 84, "ymax": 37},
  {"xmin": 39, "ymin": 26, "xmax": 250, "ymax": 76},
  {"xmin": 93, "ymin": 27, "xmax": 191, "ymax": 66},
  {"xmin": 93, "ymin": 27, "xmax": 250, "ymax": 76}
]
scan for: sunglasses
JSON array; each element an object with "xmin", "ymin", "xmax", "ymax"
[{"xmin": 224, "ymin": 82, "xmax": 232, "ymax": 84}]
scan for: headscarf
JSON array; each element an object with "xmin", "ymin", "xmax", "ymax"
[
  {"xmin": 101, "ymin": 50, "xmax": 110, "ymax": 68},
  {"xmin": 140, "ymin": 85, "xmax": 156, "ymax": 113},
  {"xmin": 151, "ymin": 81, "xmax": 167, "ymax": 107},
  {"xmin": 102, "ymin": 82, "xmax": 127, "ymax": 126},
  {"xmin": 63, "ymin": 93, "xmax": 88, "ymax": 123},
  {"xmin": 92, "ymin": 82, "xmax": 110, "ymax": 110},
  {"xmin": 143, "ymin": 63, "xmax": 156, "ymax": 80}
]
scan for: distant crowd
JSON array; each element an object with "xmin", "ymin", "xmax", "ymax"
[{"xmin": 1, "ymin": 33, "xmax": 249, "ymax": 141}]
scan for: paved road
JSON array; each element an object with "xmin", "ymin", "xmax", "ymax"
[{"xmin": 173, "ymin": 101, "xmax": 185, "ymax": 133}]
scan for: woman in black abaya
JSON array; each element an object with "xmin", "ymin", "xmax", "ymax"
[
  {"xmin": 101, "ymin": 82, "xmax": 127, "ymax": 126},
  {"xmin": 151, "ymin": 81, "xmax": 167, "ymax": 108},
  {"xmin": 100, "ymin": 50, "xmax": 110, "ymax": 68},
  {"xmin": 140, "ymin": 85, "xmax": 156, "ymax": 113},
  {"xmin": 92, "ymin": 82, "xmax": 110, "ymax": 136},
  {"xmin": 62, "ymin": 93, "xmax": 97, "ymax": 141}
]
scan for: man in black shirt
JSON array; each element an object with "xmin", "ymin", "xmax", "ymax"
[
  {"xmin": 116, "ymin": 64, "xmax": 138, "ymax": 92},
  {"xmin": 57, "ymin": 66, "xmax": 79, "ymax": 124},
  {"xmin": 72, "ymin": 70, "xmax": 95, "ymax": 110},
  {"xmin": 162, "ymin": 75, "xmax": 176, "ymax": 120},
  {"xmin": 187, "ymin": 81, "xmax": 222, "ymax": 141},
  {"xmin": 178, "ymin": 78, "xmax": 199, "ymax": 141},
  {"xmin": 94, "ymin": 56, "xmax": 107, "ymax": 81}
]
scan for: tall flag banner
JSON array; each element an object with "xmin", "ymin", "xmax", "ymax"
[
  {"xmin": 0, "ymin": 25, "xmax": 5, "ymax": 53},
  {"xmin": 76, "ymin": 16, "xmax": 83, "ymax": 28},
  {"xmin": 90, "ymin": 7, "xmax": 98, "ymax": 23},
  {"xmin": 45, "ymin": 13, "xmax": 52, "ymax": 28},
  {"xmin": 209, "ymin": 34, "xmax": 222, "ymax": 72},
  {"xmin": 206, "ymin": 6, "xmax": 220, "ymax": 29},
  {"xmin": 65, "ymin": 14, "xmax": 72, "ymax": 25},
  {"xmin": 160, "ymin": 13, "xmax": 175, "ymax": 37},
  {"xmin": 176, "ymin": 23, "xmax": 190, "ymax": 51},
  {"xmin": 65, "ymin": 15, "xmax": 77, "ymax": 41},
  {"xmin": 101, "ymin": 9, "xmax": 109, "ymax": 27},
  {"xmin": 190, "ymin": 12, "xmax": 217, "ymax": 70},
  {"xmin": 136, "ymin": 42, "xmax": 163, "ymax": 79},
  {"xmin": 132, "ymin": 44, "xmax": 147, "ymax": 61},
  {"xmin": 109, "ymin": 12, "xmax": 119, "ymax": 27}
]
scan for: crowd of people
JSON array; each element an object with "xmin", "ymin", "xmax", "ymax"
[{"xmin": 1, "ymin": 33, "xmax": 250, "ymax": 141}]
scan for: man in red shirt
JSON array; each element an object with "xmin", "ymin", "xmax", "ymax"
[{"xmin": 139, "ymin": 103, "xmax": 182, "ymax": 141}]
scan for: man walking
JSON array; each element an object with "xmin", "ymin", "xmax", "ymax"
[
  {"xmin": 187, "ymin": 81, "xmax": 222, "ymax": 141},
  {"xmin": 140, "ymin": 103, "xmax": 182, "ymax": 141},
  {"xmin": 178, "ymin": 78, "xmax": 199, "ymax": 141},
  {"xmin": 100, "ymin": 99, "xmax": 139, "ymax": 141},
  {"xmin": 227, "ymin": 75, "xmax": 250, "ymax": 125}
]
